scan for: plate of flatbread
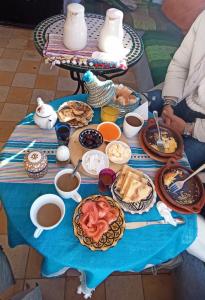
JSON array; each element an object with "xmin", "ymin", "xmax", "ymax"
[
  {"xmin": 57, "ymin": 101, "xmax": 94, "ymax": 128},
  {"xmin": 111, "ymin": 165, "xmax": 157, "ymax": 214}
]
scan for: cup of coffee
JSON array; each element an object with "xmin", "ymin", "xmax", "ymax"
[
  {"xmin": 123, "ymin": 112, "xmax": 144, "ymax": 138},
  {"xmin": 54, "ymin": 168, "xmax": 82, "ymax": 202},
  {"xmin": 30, "ymin": 194, "xmax": 65, "ymax": 239}
]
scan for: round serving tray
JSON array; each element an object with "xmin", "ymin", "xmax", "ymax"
[
  {"xmin": 73, "ymin": 195, "xmax": 125, "ymax": 251},
  {"xmin": 111, "ymin": 173, "xmax": 157, "ymax": 214},
  {"xmin": 69, "ymin": 124, "xmax": 129, "ymax": 178}
]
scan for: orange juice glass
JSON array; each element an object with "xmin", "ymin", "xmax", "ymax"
[{"xmin": 101, "ymin": 106, "xmax": 119, "ymax": 122}]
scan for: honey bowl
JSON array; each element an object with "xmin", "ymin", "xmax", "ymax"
[{"xmin": 97, "ymin": 122, "xmax": 121, "ymax": 142}]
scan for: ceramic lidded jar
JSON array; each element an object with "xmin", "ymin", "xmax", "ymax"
[
  {"xmin": 24, "ymin": 151, "xmax": 48, "ymax": 179},
  {"xmin": 63, "ymin": 3, "xmax": 87, "ymax": 50},
  {"xmin": 98, "ymin": 8, "xmax": 124, "ymax": 54}
]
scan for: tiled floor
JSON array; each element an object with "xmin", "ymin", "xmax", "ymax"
[{"xmin": 0, "ymin": 25, "xmax": 176, "ymax": 300}]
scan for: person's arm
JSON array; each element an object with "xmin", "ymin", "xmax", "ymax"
[{"xmin": 162, "ymin": 11, "xmax": 204, "ymax": 102}]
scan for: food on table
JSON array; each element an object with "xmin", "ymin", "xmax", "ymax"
[
  {"xmin": 24, "ymin": 150, "xmax": 48, "ymax": 179},
  {"xmin": 57, "ymin": 101, "xmax": 93, "ymax": 127},
  {"xmin": 106, "ymin": 141, "xmax": 131, "ymax": 164},
  {"xmin": 150, "ymin": 131, "xmax": 177, "ymax": 153},
  {"xmin": 101, "ymin": 106, "xmax": 120, "ymax": 122},
  {"xmin": 82, "ymin": 150, "xmax": 109, "ymax": 175},
  {"xmin": 163, "ymin": 170, "xmax": 183, "ymax": 187},
  {"xmin": 79, "ymin": 129, "xmax": 103, "ymax": 149},
  {"xmin": 56, "ymin": 145, "xmax": 70, "ymax": 162},
  {"xmin": 97, "ymin": 122, "xmax": 121, "ymax": 142},
  {"xmin": 116, "ymin": 165, "xmax": 152, "ymax": 203},
  {"xmin": 79, "ymin": 196, "xmax": 120, "ymax": 242},
  {"xmin": 113, "ymin": 84, "xmax": 137, "ymax": 106}
]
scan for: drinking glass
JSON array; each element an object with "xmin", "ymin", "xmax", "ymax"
[
  {"xmin": 55, "ymin": 122, "xmax": 71, "ymax": 145},
  {"xmin": 101, "ymin": 106, "xmax": 119, "ymax": 122},
  {"xmin": 98, "ymin": 168, "xmax": 116, "ymax": 192}
]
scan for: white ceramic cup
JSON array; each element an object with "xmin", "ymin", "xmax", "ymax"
[
  {"xmin": 54, "ymin": 168, "xmax": 82, "ymax": 202},
  {"xmin": 30, "ymin": 194, "xmax": 65, "ymax": 239},
  {"xmin": 123, "ymin": 112, "xmax": 144, "ymax": 138}
]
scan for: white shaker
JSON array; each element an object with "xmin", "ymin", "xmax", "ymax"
[
  {"xmin": 63, "ymin": 3, "xmax": 87, "ymax": 50},
  {"xmin": 98, "ymin": 8, "xmax": 124, "ymax": 54}
]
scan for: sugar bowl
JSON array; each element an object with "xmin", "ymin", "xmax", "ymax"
[{"xmin": 24, "ymin": 150, "xmax": 48, "ymax": 179}]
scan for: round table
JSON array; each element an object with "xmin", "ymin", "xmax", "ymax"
[
  {"xmin": 0, "ymin": 95, "xmax": 197, "ymax": 297},
  {"xmin": 34, "ymin": 13, "xmax": 144, "ymax": 94}
]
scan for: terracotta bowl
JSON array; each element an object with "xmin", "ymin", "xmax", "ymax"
[
  {"xmin": 156, "ymin": 158, "xmax": 205, "ymax": 213},
  {"xmin": 154, "ymin": 169, "xmax": 191, "ymax": 214},
  {"xmin": 142, "ymin": 119, "xmax": 183, "ymax": 159}
]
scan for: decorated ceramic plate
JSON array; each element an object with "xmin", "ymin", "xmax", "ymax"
[
  {"xmin": 157, "ymin": 159, "xmax": 205, "ymax": 213},
  {"xmin": 155, "ymin": 159, "xmax": 205, "ymax": 213},
  {"xmin": 57, "ymin": 101, "xmax": 94, "ymax": 128},
  {"xmin": 111, "ymin": 173, "xmax": 157, "ymax": 214},
  {"xmin": 73, "ymin": 195, "xmax": 125, "ymax": 251},
  {"xmin": 142, "ymin": 119, "xmax": 183, "ymax": 159}
]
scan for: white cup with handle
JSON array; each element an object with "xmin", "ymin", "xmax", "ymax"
[
  {"xmin": 30, "ymin": 194, "xmax": 65, "ymax": 239},
  {"xmin": 54, "ymin": 168, "xmax": 82, "ymax": 202},
  {"xmin": 123, "ymin": 112, "xmax": 144, "ymax": 138}
]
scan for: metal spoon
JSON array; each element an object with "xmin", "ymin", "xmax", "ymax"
[{"xmin": 72, "ymin": 159, "xmax": 82, "ymax": 177}]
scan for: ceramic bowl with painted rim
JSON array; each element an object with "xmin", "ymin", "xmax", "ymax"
[
  {"xmin": 82, "ymin": 150, "xmax": 109, "ymax": 176},
  {"xmin": 105, "ymin": 141, "xmax": 132, "ymax": 164},
  {"xmin": 97, "ymin": 122, "xmax": 121, "ymax": 142}
]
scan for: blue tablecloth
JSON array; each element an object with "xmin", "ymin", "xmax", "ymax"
[{"xmin": 0, "ymin": 94, "xmax": 197, "ymax": 289}]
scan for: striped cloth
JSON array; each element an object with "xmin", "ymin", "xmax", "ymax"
[
  {"xmin": 43, "ymin": 34, "xmax": 127, "ymax": 69},
  {"xmin": 0, "ymin": 94, "xmax": 197, "ymax": 291}
]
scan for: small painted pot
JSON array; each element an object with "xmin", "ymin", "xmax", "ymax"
[{"xmin": 24, "ymin": 150, "xmax": 48, "ymax": 179}]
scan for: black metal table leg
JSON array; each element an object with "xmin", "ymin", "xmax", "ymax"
[
  {"xmin": 99, "ymin": 69, "xmax": 128, "ymax": 81},
  {"xmin": 70, "ymin": 71, "xmax": 85, "ymax": 94}
]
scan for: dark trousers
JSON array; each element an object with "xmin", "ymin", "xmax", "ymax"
[{"xmin": 174, "ymin": 252, "xmax": 205, "ymax": 300}]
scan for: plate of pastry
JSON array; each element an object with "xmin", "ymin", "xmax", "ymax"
[
  {"xmin": 57, "ymin": 101, "xmax": 94, "ymax": 128},
  {"xmin": 73, "ymin": 195, "xmax": 125, "ymax": 251},
  {"xmin": 111, "ymin": 165, "xmax": 157, "ymax": 214}
]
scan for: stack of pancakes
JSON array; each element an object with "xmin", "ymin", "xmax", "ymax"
[{"xmin": 116, "ymin": 165, "xmax": 152, "ymax": 203}]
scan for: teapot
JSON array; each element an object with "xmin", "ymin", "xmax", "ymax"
[{"xmin": 34, "ymin": 97, "xmax": 57, "ymax": 130}]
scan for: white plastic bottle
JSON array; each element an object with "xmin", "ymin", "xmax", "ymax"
[
  {"xmin": 98, "ymin": 8, "xmax": 124, "ymax": 54},
  {"xmin": 63, "ymin": 3, "xmax": 87, "ymax": 50}
]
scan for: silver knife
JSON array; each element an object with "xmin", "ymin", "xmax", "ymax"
[{"xmin": 126, "ymin": 218, "xmax": 185, "ymax": 230}]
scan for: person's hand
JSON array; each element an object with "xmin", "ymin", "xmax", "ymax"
[
  {"xmin": 161, "ymin": 105, "xmax": 174, "ymax": 119},
  {"xmin": 169, "ymin": 115, "xmax": 186, "ymax": 135}
]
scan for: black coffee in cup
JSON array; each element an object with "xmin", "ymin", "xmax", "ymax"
[
  {"xmin": 126, "ymin": 116, "xmax": 142, "ymax": 127},
  {"xmin": 57, "ymin": 173, "xmax": 79, "ymax": 192}
]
